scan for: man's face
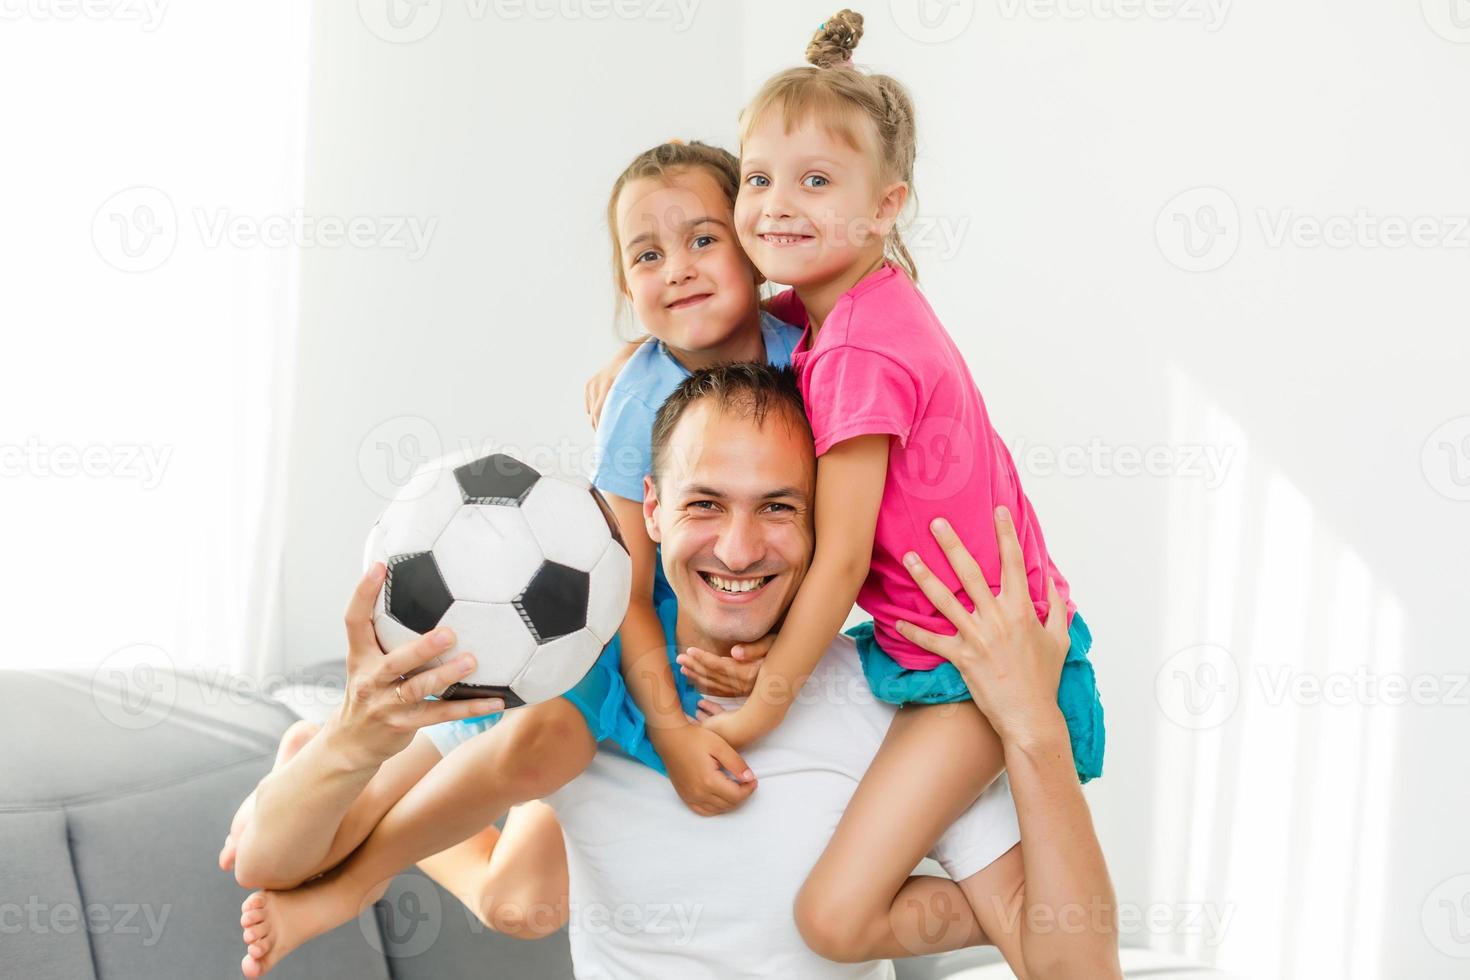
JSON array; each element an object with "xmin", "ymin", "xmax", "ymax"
[{"xmin": 643, "ymin": 399, "xmax": 816, "ymax": 648}]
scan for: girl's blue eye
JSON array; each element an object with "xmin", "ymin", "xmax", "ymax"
[
  {"xmin": 746, "ymin": 174, "xmax": 770, "ymax": 188},
  {"xmin": 803, "ymin": 174, "xmax": 829, "ymax": 188}
]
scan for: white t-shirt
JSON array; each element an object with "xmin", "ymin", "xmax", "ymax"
[{"xmin": 544, "ymin": 633, "xmax": 1021, "ymax": 980}]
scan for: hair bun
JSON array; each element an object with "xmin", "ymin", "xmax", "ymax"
[{"xmin": 806, "ymin": 9, "xmax": 864, "ymax": 69}]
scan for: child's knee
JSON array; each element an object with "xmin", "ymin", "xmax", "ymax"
[
  {"xmin": 794, "ymin": 880, "xmax": 873, "ymax": 963},
  {"xmin": 497, "ymin": 702, "xmax": 591, "ymax": 798},
  {"xmin": 474, "ymin": 890, "xmax": 565, "ymax": 940}
]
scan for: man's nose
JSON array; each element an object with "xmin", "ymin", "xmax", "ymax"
[{"xmin": 712, "ymin": 511, "xmax": 764, "ymax": 573}]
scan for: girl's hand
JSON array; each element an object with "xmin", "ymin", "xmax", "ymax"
[
  {"xmin": 659, "ymin": 722, "xmax": 757, "ymax": 816},
  {"xmin": 697, "ymin": 704, "xmax": 775, "ymax": 752},
  {"xmin": 675, "ymin": 634, "xmax": 774, "ymax": 698},
  {"xmin": 584, "ymin": 338, "xmax": 646, "ymax": 429},
  {"xmin": 893, "ymin": 508, "xmax": 1071, "ymax": 746}
]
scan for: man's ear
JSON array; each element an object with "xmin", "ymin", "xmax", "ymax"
[
  {"xmin": 642, "ymin": 475, "xmax": 662, "ymax": 543},
  {"xmin": 872, "ymin": 180, "xmax": 909, "ymax": 237}
]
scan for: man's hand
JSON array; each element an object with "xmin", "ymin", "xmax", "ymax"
[
  {"xmin": 653, "ymin": 723, "xmax": 757, "ymax": 816},
  {"xmin": 334, "ymin": 562, "xmax": 509, "ymax": 769},
  {"xmin": 583, "ymin": 338, "xmax": 645, "ymax": 429},
  {"xmin": 893, "ymin": 507, "xmax": 1071, "ymax": 746},
  {"xmin": 675, "ymin": 633, "xmax": 773, "ymax": 698}
]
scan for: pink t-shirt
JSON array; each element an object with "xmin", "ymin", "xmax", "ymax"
[{"xmin": 769, "ymin": 264, "xmax": 1074, "ymax": 671}]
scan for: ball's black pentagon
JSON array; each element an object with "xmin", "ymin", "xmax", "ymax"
[
  {"xmin": 589, "ymin": 485, "xmax": 627, "ymax": 553},
  {"xmin": 513, "ymin": 561, "xmax": 589, "ymax": 642},
  {"xmin": 439, "ymin": 682, "xmax": 525, "ymax": 707},
  {"xmin": 454, "ymin": 453, "xmax": 541, "ymax": 505},
  {"xmin": 385, "ymin": 552, "xmax": 453, "ymax": 634}
]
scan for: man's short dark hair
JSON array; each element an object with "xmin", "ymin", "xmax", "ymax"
[{"xmin": 649, "ymin": 363, "xmax": 811, "ymax": 486}]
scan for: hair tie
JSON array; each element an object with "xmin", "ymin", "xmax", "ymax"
[{"xmin": 666, "ymin": 137, "xmax": 685, "ymax": 145}]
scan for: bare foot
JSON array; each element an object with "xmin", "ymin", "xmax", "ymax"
[
  {"xmin": 221, "ymin": 720, "xmax": 321, "ymax": 872},
  {"xmin": 238, "ymin": 869, "xmax": 389, "ymax": 977}
]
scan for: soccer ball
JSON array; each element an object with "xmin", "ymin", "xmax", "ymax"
[{"xmin": 363, "ymin": 449, "xmax": 631, "ymax": 706}]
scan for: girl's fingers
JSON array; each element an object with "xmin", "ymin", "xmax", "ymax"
[
  {"xmin": 894, "ymin": 619, "xmax": 957, "ymax": 660},
  {"xmin": 928, "ymin": 517, "xmax": 998, "ymax": 617},
  {"xmin": 901, "ymin": 551, "xmax": 974, "ymax": 632},
  {"xmin": 993, "ymin": 506, "xmax": 1028, "ymax": 603},
  {"xmin": 697, "ymin": 699, "xmax": 727, "ymax": 717},
  {"xmin": 344, "ymin": 564, "xmax": 387, "ymax": 670}
]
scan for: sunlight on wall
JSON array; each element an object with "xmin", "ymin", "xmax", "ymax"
[{"xmin": 1152, "ymin": 365, "xmax": 1405, "ymax": 979}]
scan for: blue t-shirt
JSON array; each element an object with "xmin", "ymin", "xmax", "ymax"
[{"xmin": 592, "ymin": 310, "xmax": 803, "ymax": 503}]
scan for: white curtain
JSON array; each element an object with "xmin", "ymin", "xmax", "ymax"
[{"xmin": 0, "ymin": 6, "xmax": 309, "ymax": 679}]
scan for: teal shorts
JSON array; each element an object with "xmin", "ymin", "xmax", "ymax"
[{"xmin": 848, "ymin": 610, "xmax": 1105, "ymax": 783}]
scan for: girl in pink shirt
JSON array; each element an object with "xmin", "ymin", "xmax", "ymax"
[{"xmin": 697, "ymin": 10, "xmax": 1106, "ymax": 968}]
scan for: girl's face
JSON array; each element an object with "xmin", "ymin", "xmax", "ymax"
[
  {"xmin": 735, "ymin": 111, "xmax": 901, "ymax": 289},
  {"xmin": 617, "ymin": 169, "xmax": 760, "ymax": 353}
]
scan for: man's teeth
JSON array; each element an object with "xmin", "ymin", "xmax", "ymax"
[{"xmin": 706, "ymin": 574, "xmax": 768, "ymax": 594}]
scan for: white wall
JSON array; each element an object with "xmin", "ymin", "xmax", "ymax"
[{"xmin": 280, "ymin": 3, "xmax": 1470, "ymax": 977}]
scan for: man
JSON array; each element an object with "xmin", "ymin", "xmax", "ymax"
[{"xmin": 235, "ymin": 365, "xmax": 1121, "ymax": 978}]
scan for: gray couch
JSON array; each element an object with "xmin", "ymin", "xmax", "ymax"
[{"xmin": 1, "ymin": 667, "xmax": 1222, "ymax": 979}]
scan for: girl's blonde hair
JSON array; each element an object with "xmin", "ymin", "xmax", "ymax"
[
  {"xmin": 604, "ymin": 139, "xmax": 745, "ymax": 335},
  {"xmin": 737, "ymin": 9, "xmax": 919, "ymax": 283}
]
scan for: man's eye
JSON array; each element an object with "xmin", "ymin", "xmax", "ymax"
[
  {"xmin": 802, "ymin": 174, "xmax": 828, "ymax": 188},
  {"xmin": 688, "ymin": 500, "xmax": 717, "ymax": 510},
  {"xmin": 764, "ymin": 503, "xmax": 794, "ymax": 513},
  {"xmin": 745, "ymin": 174, "xmax": 770, "ymax": 188}
]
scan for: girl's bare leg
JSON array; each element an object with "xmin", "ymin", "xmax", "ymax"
[
  {"xmin": 794, "ymin": 701, "xmax": 1018, "ymax": 967},
  {"xmin": 418, "ymin": 801, "xmax": 570, "ymax": 940},
  {"xmin": 239, "ymin": 697, "xmax": 594, "ymax": 977},
  {"xmin": 221, "ymin": 720, "xmax": 321, "ymax": 871}
]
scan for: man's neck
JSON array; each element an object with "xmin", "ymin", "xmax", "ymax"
[{"xmin": 673, "ymin": 615, "xmax": 736, "ymax": 662}]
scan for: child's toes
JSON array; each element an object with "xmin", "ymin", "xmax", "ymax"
[
  {"xmin": 219, "ymin": 836, "xmax": 237, "ymax": 871},
  {"xmin": 240, "ymin": 908, "xmax": 264, "ymax": 929},
  {"xmin": 241, "ymin": 952, "xmax": 263, "ymax": 979}
]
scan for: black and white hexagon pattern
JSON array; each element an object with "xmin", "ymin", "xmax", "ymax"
[{"xmin": 364, "ymin": 449, "xmax": 631, "ymax": 707}]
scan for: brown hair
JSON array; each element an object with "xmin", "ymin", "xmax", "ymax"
[
  {"xmin": 738, "ymin": 9, "xmax": 919, "ymax": 282},
  {"xmin": 604, "ymin": 139, "xmax": 744, "ymax": 336},
  {"xmin": 650, "ymin": 363, "xmax": 811, "ymax": 487}
]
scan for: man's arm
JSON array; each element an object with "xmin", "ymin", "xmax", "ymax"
[
  {"xmin": 233, "ymin": 564, "xmax": 507, "ymax": 889},
  {"xmin": 894, "ymin": 509, "xmax": 1122, "ymax": 979}
]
